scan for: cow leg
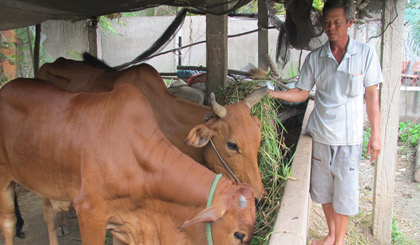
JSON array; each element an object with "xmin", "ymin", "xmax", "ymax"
[
  {"xmin": 73, "ymin": 201, "xmax": 107, "ymax": 244},
  {"xmin": 0, "ymin": 180, "xmax": 16, "ymax": 245},
  {"xmin": 42, "ymin": 198, "xmax": 60, "ymax": 245},
  {"xmin": 14, "ymin": 192, "xmax": 25, "ymax": 238}
]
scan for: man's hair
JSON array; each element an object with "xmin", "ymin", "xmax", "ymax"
[{"xmin": 323, "ymin": 0, "xmax": 356, "ymax": 22}]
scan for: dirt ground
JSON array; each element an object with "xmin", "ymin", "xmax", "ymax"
[
  {"xmin": 308, "ymin": 144, "xmax": 420, "ymax": 245},
  {"xmin": 0, "ymin": 145, "xmax": 419, "ymax": 245},
  {"xmin": 0, "ymin": 186, "xmax": 82, "ymax": 245}
]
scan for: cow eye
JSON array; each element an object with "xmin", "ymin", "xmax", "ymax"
[
  {"xmin": 227, "ymin": 142, "xmax": 239, "ymax": 152},
  {"xmin": 234, "ymin": 232, "xmax": 245, "ymax": 242}
]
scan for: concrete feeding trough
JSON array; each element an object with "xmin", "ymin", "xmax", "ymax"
[{"xmin": 269, "ymin": 100, "xmax": 314, "ymax": 245}]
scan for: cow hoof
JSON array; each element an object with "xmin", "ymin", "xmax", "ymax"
[{"xmin": 16, "ymin": 230, "xmax": 25, "ymax": 239}]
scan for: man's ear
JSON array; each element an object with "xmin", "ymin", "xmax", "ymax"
[{"xmin": 347, "ymin": 18, "xmax": 354, "ymax": 28}]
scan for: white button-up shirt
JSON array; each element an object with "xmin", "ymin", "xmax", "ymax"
[{"xmin": 297, "ymin": 36, "xmax": 382, "ymax": 145}]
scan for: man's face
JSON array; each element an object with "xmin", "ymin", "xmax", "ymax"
[{"xmin": 324, "ymin": 7, "xmax": 354, "ymax": 43}]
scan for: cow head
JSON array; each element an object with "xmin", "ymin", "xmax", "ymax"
[
  {"xmin": 184, "ymin": 88, "xmax": 267, "ymax": 201},
  {"xmin": 180, "ymin": 180, "xmax": 256, "ymax": 244}
]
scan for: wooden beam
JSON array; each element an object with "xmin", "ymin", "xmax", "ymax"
[
  {"xmin": 33, "ymin": 24, "xmax": 41, "ymax": 78},
  {"xmin": 206, "ymin": 13, "xmax": 228, "ymax": 98},
  {"xmin": 372, "ymin": 0, "xmax": 405, "ymax": 243},
  {"xmin": 258, "ymin": 0, "xmax": 269, "ymax": 71},
  {"xmin": 88, "ymin": 17, "xmax": 99, "ymax": 57}
]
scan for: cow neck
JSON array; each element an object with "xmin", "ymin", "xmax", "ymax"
[
  {"xmin": 150, "ymin": 140, "xmax": 219, "ymax": 206},
  {"xmin": 206, "ymin": 173, "xmax": 222, "ymax": 245}
]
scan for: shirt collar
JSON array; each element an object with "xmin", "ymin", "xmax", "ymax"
[
  {"xmin": 320, "ymin": 35, "xmax": 358, "ymax": 58},
  {"xmin": 345, "ymin": 36, "xmax": 358, "ymax": 55}
]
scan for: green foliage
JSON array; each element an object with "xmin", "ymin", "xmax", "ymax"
[
  {"xmin": 312, "ymin": 0, "xmax": 324, "ymax": 11},
  {"xmin": 14, "ymin": 27, "xmax": 53, "ymax": 78},
  {"xmin": 364, "ymin": 121, "xmax": 419, "ymax": 159},
  {"xmin": 0, "ymin": 41, "xmax": 16, "ymax": 65},
  {"xmin": 289, "ymin": 61, "xmax": 296, "ymax": 78},
  {"xmin": 405, "ymin": 0, "xmax": 420, "ymax": 55},
  {"xmin": 0, "ymin": 39, "xmax": 17, "ymax": 85},
  {"xmin": 392, "ymin": 216, "xmax": 419, "ymax": 245},
  {"xmin": 66, "ymin": 50, "xmax": 83, "ymax": 60},
  {"xmin": 365, "ymin": 121, "xmax": 420, "ymax": 156},
  {"xmin": 392, "ymin": 216, "xmax": 402, "ymax": 243},
  {"xmin": 236, "ymin": 0, "xmax": 259, "ymax": 13},
  {"xmin": 398, "ymin": 121, "xmax": 420, "ymax": 147},
  {"xmin": 98, "ymin": 16, "xmax": 124, "ymax": 36},
  {"xmin": 362, "ymin": 127, "xmax": 371, "ymax": 159},
  {"xmin": 105, "ymin": 230, "xmax": 113, "ymax": 245}
]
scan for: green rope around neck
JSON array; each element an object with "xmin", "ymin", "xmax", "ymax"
[{"xmin": 206, "ymin": 173, "xmax": 222, "ymax": 245}]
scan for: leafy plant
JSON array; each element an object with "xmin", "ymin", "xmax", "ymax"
[
  {"xmin": 405, "ymin": 0, "xmax": 420, "ymax": 55},
  {"xmin": 398, "ymin": 121, "xmax": 420, "ymax": 147},
  {"xmin": 392, "ymin": 216, "xmax": 418, "ymax": 245},
  {"xmin": 362, "ymin": 127, "xmax": 371, "ymax": 159},
  {"xmin": 12, "ymin": 27, "xmax": 53, "ymax": 78},
  {"xmin": 392, "ymin": 216, "xmax": 402, "ymax": 243},
  {"xmin": 0, "ymin": 40, "xmax": 16, "ymax": 65},
  {"xmin": 312, "ymin": 0, "xmax": 324, "ymax": 11},
  {"xmin": 98, "ymin": 16, "xmax": 125, "ymax": 37},
  {"xmin": 0, "ymin": 38, "xmax": 17, "ymax": 85}
]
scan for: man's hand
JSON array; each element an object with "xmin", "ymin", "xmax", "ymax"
[
  {"xmin": 267, "ymin": 90, "xmax": 277, "ymax": 99},
  {"xmin": 365, "ymin": 84, "xmax": 381, "ymax": 162},
  {"xmin": 366, "ymin": 135, "xmax": 381, "ymax": 162},
  {"xmin": 267, "ymin": 88, "xmax": 310, "ymax": 103}
]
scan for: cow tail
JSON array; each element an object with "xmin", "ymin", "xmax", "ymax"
[{"xmin": 82, "ymin": 52, "xmax": 116, "ymax": 71}]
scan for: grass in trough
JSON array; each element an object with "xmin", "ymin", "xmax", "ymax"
[{"xmin": 215, "ymin": 80, "xmax": 293, "ymax": 244}]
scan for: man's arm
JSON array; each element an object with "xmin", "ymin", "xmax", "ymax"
[
  {"xmin": 365, "ymin": 84, "xmax": 381, "ymax": 162},
  {"xmin": 267, "ymin": 87, "xmax": 310, "ymax": 103}
]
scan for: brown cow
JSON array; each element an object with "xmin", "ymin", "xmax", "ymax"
[
  {"xmin": 39, "ymin": 58, "xmax": 267, "ymax": 200},
  {"xmin": 0, "ymin": 79, "xmax": 256, "ymax": 244}
]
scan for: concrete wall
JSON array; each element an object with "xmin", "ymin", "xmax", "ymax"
[
  {"xmin": 400, "ymin": 86, "xmax": 420, "ymax": 122},
  {"xmin": 100, "ymin": 16, "xmax": 177, "ymax": 71},
  {"xmin": 40, "ymin": 16, "xmax": 306, "ymax": 75},
  {"xmin": 42, "ymin": 20, "xmax": 88, "ymax": 61}
]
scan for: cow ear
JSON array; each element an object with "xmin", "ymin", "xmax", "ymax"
[
  {"xmin": 185, "ymin": 124, "xmax": 213, "ymax": 148},
  {"xmin": 179, "ymin": 205, "xmax": 226, "ymax": 229}
]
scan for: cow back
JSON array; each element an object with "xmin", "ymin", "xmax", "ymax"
[{"xmin": 0, "ymin": 79, "xmax": 161, "ymax": 200}]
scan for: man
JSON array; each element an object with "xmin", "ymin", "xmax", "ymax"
[{"xmin": 268, "ymin": 0, "xmax": 382, "ymax": 244}]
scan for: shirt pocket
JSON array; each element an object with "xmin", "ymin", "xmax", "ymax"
[{"xmin": 347, "ymin": 74, "xmax": 364, "ymax": 97}]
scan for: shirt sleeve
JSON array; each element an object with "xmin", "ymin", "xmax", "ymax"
[
  {"xmin": 296, "ymin": 52, "xmax": 315, "ymax": 91},
  {"xmin": 364, "ymin": 46, "xmax": 383, "ymax": 87}
]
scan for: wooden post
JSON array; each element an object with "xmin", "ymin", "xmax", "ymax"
[
  {"xmin": 206, "ymin": 13, "xmax": 228, "ymax": 99},
  {"xmin": 372, "ymin": 0, "xmax": 404, "ymax": 243},
  {"xmin": 88, "ymin": 17, "xmax": 99, "ymax": 57},
  {"xmin": 258, "ymin": 0, "xmax": 269, "ymax": 71},
  {"xmin": 33, "ymin": 24, "xmax": 41, "ymax": 78},
  {"xmin": 178, "ymin": 36, "xmax": 182, "ymax": 67}
]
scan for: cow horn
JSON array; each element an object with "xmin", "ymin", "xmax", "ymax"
[
  {"xmin": 243, "ymin": 87, "xmax": 268, "ymax": 109},
  {"xmin": 210, "ymin": 92, "xmax": 226, "ymax": 119}
]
